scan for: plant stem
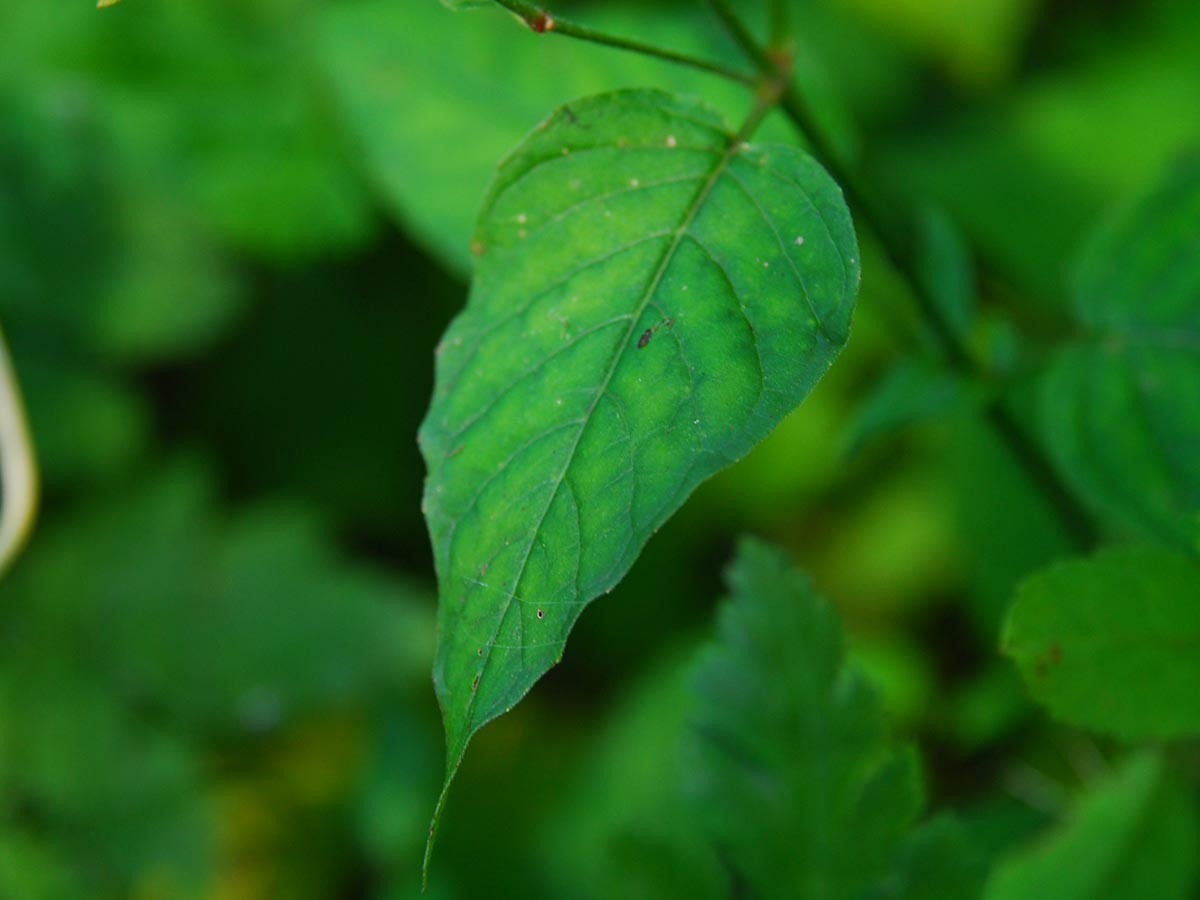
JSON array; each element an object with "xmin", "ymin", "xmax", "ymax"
[
  {"xmin": 488, "ymin": 0, "xmax": 756, "ymax": 86},
  {"xmin": 768, "ymin": 0, "xmax": 790, "ymax": 51},
  {"xmin": 705, "ymin": 0, "xmax": 1098, "ymax": 549}
]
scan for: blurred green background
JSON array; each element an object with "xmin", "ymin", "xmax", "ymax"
[{"xmin": 1, "ymin": 0, "xmax": 1198, "ymax": 897}]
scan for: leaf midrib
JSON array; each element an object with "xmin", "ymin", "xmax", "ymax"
[{"xmin": 453, "ymin": 128, "xmax": 747, "ymax": 758}]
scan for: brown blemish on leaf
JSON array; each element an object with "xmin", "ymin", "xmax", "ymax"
[
  {"xmin": 529, "ymin": 11, "xmax": 554, "ymax": 33},
  {"xmin": 471, "ymin": 239, "xmax": 486, "ymax": 257},
  {"xmin": 637, "ymin": 328, "xmax": 653, "ymax": 349},
  {"xmin": 1050, "ymin": 643, "xmax": 1063, "ymax": 664},
  {"xmin": 536, "ymin": 608, "xmax": 544, "ymax": 620}
]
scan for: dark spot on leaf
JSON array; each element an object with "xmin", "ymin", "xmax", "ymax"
[
  {"xmin": 477, "ymin": 647, "xmax": 483, "ymax": 657},
  {"xmin": 561, "ymin": 104, "xmax": 578, "ymax": 125},
  {"xmin": 472, "ymin": 674, "xmax": 480, "ymax": 689},
  {"xmin": 536, "ymin": 608, "xmax": 544, "ymax": 619},
  {"xmin": 529, "ymin": 11, "xmax": 554, "ymax": 33},
  {"xmin": 637, "ymin": 328, "xmax": 653, "ymax": 349}
]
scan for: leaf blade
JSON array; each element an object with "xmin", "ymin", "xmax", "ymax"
[
  {"xmin": 1002, "ymin": 546, "xmax": 1200, "ymax": 739},
  {"xmin": 1042, "ymin": 157, "xmax": 1200, "ymax": 547},
  {"xmin": 688, "ymin": 538, "xmax": 923, "ymax": 899},
  {"xmin": 420, "ymin": 89, "xmax": 859, "ymax": 819}
]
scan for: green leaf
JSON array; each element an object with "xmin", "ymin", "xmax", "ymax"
[
  {"xmin": 420, "ymin": 89, "xmax": 858, "ymax": 842},
  {"xmin": 2, "ymin": 461, "xmax": 434, "ymax": 736},
  {"xmin": 984, "ymin": 752, "xmax": 1199, "ymax": 900},
  {"xmin": 316, "ymin": 0, "xmax": 802, "ymax": 274},
  {"xmin": 1001, "ymin": 545, "xmax": 1200, "ymax": 739},
  {"xmin": 544, "ymin": 646, "xmax": 724, "ymax": 900},
  {"xmin": 842, "ymin": 356, "xmax": 969, "ymax": 454},
  {"xmin": 1041, "ymin": 156, "xmax": 1200, "ymax": 547},
  {"xmin": 687, "ymin": 539, "xmax": 921, "ymax": 899},
  {"xmin": 912, "ymin": 204, "xmax": 976, "ymax": 346},
  {"xmin": 866, "ymin": 815, "xmax": 987, "ymax": 900}
]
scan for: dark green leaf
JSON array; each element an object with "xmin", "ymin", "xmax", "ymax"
[
  {"xmin": 2, "ymin": 462, "xmax": 434, "ymax": 736},
  {"xmin": 843, "ymin": 357, "xmax": 969, "ymax": 454},
  {"xmin": 866, "ymin": 815, "xmax": 987, "ymax": 900},
  {"xmin": 1002, "ymin": 546, "xmax": 1200, "ymax": 739},
  {"xmin": 688, "ymin": 538, "xmax": 921, "ymax": 899},
  {"xmin": 1041, "ymin": 156, "xmax": 1200, "ymax": 547},
  {"xmin": 913, "ymin": 205, "xmax": 976, "ymax": 345},
  {"xmin": 421, "ymin": 90, "xmax": 859, "ymax": 815},
  {"xmin": 984, "ymin": 752, "xmax": 1199, "ymax": 900}
]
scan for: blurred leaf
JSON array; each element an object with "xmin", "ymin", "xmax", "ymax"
[
  {"xmin": 879, "ymin": 9, "xmax": 1200, "ymax": 300},
  {"xmin": 545, "ymin": 646, "xmax": 723, "ymax": 900},
  {"xmin": 0, "ymin": 832, "xmax": 87, "ymax": 900},
  {"xmin": 950, "ymin": 410, "xmax": 1075, "ymax": 636},
  {"xmin": 316, "ymin": 0, "xmax": 816, "ymax": 273},
  {"xmin": 14, "ymin": 347, "xmax": 150, "ymax": 489},
  {"xmin": 912, "ymin": 204, "xmax": 976, "ymax": 346},
  {"xmin": 843, "ymin": 357, "xmax": 969, "ymax": 455},
  {"xmin": 2, "ymin": 0, "xmax": 373, "ymax": 262},
  {"xmin": 3, "ymin": 461, "xmax": 434, "ymax": 737},
  {"xmin": 688, "ymin": 538, "xmax": 922, "ymax": 899},
  {"xmin": 421, "ymin": 89, "xmax": 859, "ymax": 823},
  {"xmin": 866, "ymin": 814, "xmax": 987, "ymax": 900},
  {"xmin": 0, "ymin": 660, "xmax": 213, "ymax": 897},
  {"xmin": 0, "ymin": 85, "xmax": 245, "ymax": 364},
  {"xmin": 1002, "ymin": 546, "xmax": 1200, "ymax": 740},
  {"xmin": 984, "ymin": 752, "xmax": 1199, "ymax": 900},
  {"xmin": 837, "ymin": 0, "xmax": 1041, "ymax": 86},
  {"xmin": 1042, "ymin": 156, "xmax": 1200, "ymax": 548}
]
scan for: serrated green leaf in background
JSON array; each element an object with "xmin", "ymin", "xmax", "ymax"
[
  {"xmin": 420, "ymin": 89, "xmax": 859, "ymax": 837},
  {"xmin": 1041, "ymin": 156, "xmax": 1200, "ymax": 548},
  {"xmin": 1002, "ymin": 546, "xmax": 1200, "ymax": 739},
  {"xmin": 1, "ymin": 462, "xmax": 433, "ymax": 737},
  {"xmin": 984, "ymin": 752, "xmax": 1199, "ymax": 900},
  {"xmin": 687, "ymin": 538, "xmax": 922, "ymax": 899}
]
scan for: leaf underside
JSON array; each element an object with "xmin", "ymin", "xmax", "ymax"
[{"xmin": 419, "ymin": 89, "xmax": 859, "ymax": 788}]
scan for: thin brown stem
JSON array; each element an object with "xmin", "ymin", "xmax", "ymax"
[{"xmin": 488, "ymin": 0, "xmax": 756, "ymax": 86}]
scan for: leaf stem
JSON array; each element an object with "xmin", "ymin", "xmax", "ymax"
[
  {"xmin": 0, "ymin": 323, "xmax": 38, "ymax": 580},
  {"xmin": 705, "ymin": 0, "xmax": 1098, "ymax": 549},
  {"xmin": 487, "ymin": 0, "xmax": 757, "ymax": 86},
  {"xmin": 768, "ymin": 0, "xmax": 791, "ymax": 51}
]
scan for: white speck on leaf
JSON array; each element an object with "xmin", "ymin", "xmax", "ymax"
[
  {"xmin": 666, "ymin": 135, "xmax": 677, "ymax": 148},
  {"xmin": 795, "ymin": 235, "xmax": 805, "ymax": 246}
]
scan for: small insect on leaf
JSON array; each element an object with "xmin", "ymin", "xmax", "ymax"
[{"xmin": 637, "ymin": 328, "xmax": 653, "ymax": 349}]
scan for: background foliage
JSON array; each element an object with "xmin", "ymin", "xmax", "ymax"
[{"xmin": 1, "ymin": 0, "xmax": 1197, "ymax": 897}]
